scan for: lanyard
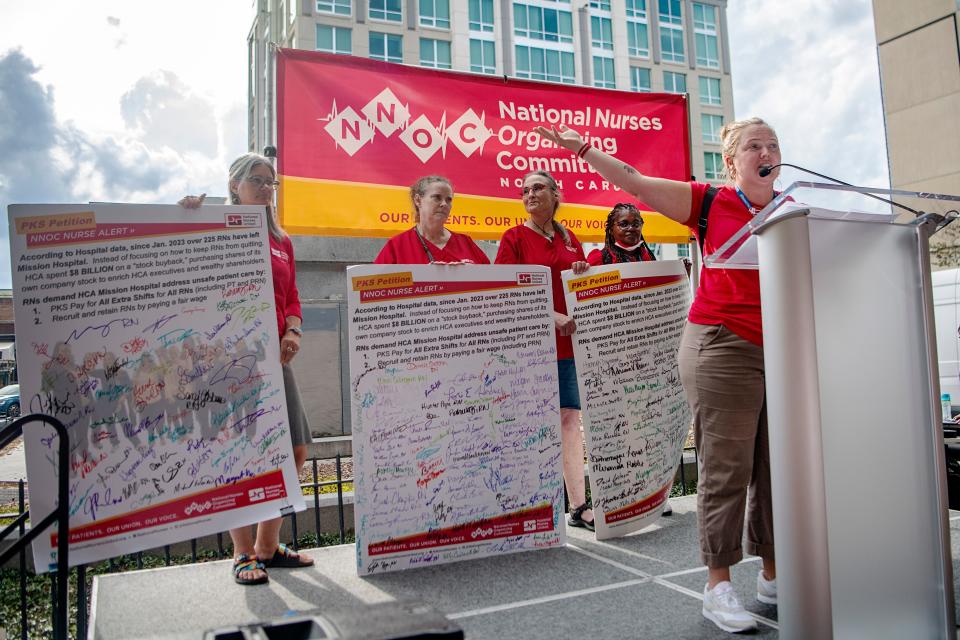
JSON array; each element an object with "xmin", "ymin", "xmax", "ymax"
[
  {"xmin": 735, "ymin": 187, "xmax": 779, "ymax": 214},
  {"xmin": 413, "ymin": 227, "xmax": 435, "ymax": 263},
  {"xmin": 735, "ymin": 187, "xmax": 758, "ymax": 214}
]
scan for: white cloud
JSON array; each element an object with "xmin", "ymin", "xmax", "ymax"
[{"xmin": 727, "ymin": 0, "xmax": 889, "ymax": 189}]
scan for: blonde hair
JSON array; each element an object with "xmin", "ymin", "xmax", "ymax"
[
  {"xmin": 228, "ymin": 153, "xmax": 285, "ymax": 240},
  {"xmin": 719, "ymin": 117, "xmax": 777, "ymax": 182}
]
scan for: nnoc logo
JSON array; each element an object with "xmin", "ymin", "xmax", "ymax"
[{"xmin": 323, "ymin": 87, "xmax": 493, "ymax": 162}]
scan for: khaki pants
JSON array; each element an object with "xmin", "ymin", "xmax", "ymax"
[{"xmin": 678, "ymin": 322, "xmax": 774, "ymax": 568}]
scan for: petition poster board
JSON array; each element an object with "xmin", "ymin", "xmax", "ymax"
[
  {"xmin": 8, "ymin": 203, "xmax": 304, "ymax": 571},
  {"xmin": 563, "ymin": 261, "xmax": 691, "ymax": 540},
  {"xmin": 348, "ymin": 264, "xmax": 565, "ymax": 575}
]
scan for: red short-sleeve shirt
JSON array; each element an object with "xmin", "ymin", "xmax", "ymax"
[
  {"xmin": 374, "ymin": 227, "xmax": 490, "ymax": 265},
  {"xmin": 687, "ymin": 183, "xmax": 763, "ymax": 345},
  {"xmin": 495, "ymin": 225, "xmax": 586, "ymax": 360}
]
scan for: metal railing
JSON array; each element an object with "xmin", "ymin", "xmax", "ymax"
[
  {"xmin": 0, "ymin": 414, "xmax": 71, "ymax": 640},
  {"xmin": 0, "ymin": 443, "xmax": 697, "ymax": 639}
]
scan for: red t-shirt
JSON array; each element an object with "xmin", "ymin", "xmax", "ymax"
[
  {"xmin": 686, "ymin": 182, "xmax": 762, "ymax": 345},
  {"xmin": 586, "ymin": 244, "xmax": 655, "ymax": 265},
  {"xmin": 495, "ymin": 225, "xmax": 586, "ymax": 360},
  {"xmin": 270, "ymin": 234, "xmax": 302, "ymax": 343},
  {"xmin": 374, "ymin": 227, "xmax": 490, "ymax": 264}
]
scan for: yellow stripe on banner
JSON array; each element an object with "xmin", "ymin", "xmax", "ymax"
[{"xmin": 278, "ymin": 176, "xmax": 693, "ymax": 244}]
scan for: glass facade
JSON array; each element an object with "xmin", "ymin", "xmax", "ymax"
[
  {"xmin": 316, "ymin": 25, "xmax": 352, "ymax": 54},
  {"xmin": 369, "ymin": 31, "xmax": 403, "ymax": 62}
]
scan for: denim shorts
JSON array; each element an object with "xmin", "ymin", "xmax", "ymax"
[{"xmin": 557, "ymin": 358, "xmax": 581, "ymax": 410}]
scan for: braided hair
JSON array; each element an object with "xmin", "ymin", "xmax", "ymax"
[{"xmin": 600, "ymin": 203, "xmax": 655, "ymax": 264}]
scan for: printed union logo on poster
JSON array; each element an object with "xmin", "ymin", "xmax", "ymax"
[
  {"xmin": 225, "ymin": 213, "xmax": 262, "ymax": 227},
  {"xmin": 249, "ymin": 488, "xmax": 266, "ymax": 502},
  {"xmin": 517, "ymin": 272, "xmax": 547, "ymax": 286}
]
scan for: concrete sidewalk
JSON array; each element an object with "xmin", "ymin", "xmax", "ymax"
[
  {"xmin": 87, "ymin": 493, "xmax": 960, "ymax": 639},
  {"xmin": 0, "ymin": 429, "xmax": 26, "ymax": 482}
]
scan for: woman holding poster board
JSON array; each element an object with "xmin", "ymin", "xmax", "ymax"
[
  {"xmin": 536, "ymin": 119, "xmax": 779, "ymax": 634},
  {"xmin": 374, "ymin": 175, "xmax": 490, "ymax": 265},
  {"xmin": 181, "ymin": 154, "xmax": 315, "ymax": 585},
  {"xmin": 495, "ymin": 170, "xmax": 594, "ymax": 530}
]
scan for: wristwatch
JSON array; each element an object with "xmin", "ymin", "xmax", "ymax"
[{"xmin": 286, "ymin": 326, "xmax": 303, "ymax": 337}]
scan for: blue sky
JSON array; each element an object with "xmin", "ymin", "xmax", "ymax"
[{"xmin": 0, "ymin": 0, "xmax": 886, "ymax": 288}]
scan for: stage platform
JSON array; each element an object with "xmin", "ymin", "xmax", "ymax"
[{"xmin": 88, "ymin": 494, "xmax": 960, "ymax": 639}]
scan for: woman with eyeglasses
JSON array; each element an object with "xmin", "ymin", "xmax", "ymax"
[
  {"xmin": 180, "ymin": 153, "xmax": 314, "ymax": 585},
  {"xmin": 535, "ymin": 119, "xmax": 780, "ymax": 634},
  {"xmin": 495, "ymin": 170, "xmax": 594, "ymax": 531},
  {"xmin": 374, "ymin": 175, "xmax": 489, "ymax": 264},
  {"xmin": 587, "ymin": 203, "xmax": 656, "ymax": 266}
]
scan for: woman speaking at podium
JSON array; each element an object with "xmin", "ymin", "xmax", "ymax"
[{"xmin": 535, "ymin": 118, "xmax": 780, "ymax": 634}]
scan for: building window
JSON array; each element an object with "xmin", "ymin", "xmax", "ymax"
[
  {"xmin": 677, "ymin": 242, "xmax": 690, "ymax": 258},
  {"xmin": 693, "ymin": 3, "xmax": 719, "ymax": 68},
  {"xmin": 419, "ymin": 0, "xmax": 450, "ymax": 29},
  {"xmin": 702, "ymin": 113, "xmax": 723, "ymax": 143},
  {"xmin": 470, "ymin": 38, "xmax": 496, "ymax": 74},
  {"xmin": 514, "ymin": 3, "xmax": 574, "ymax": 43},
  {"xmin": 658, "ymin": 0, "xmax": 685, "ymax": 63},
  {"xmin": 317, "ymin": 0, "xmax": 351, "ymax": 16},
  {"xmin": 515, "ymin": 45, "xmax": 576, "ymax": 84},
  {"xmin": 630, "ymin": 66, "xmax": 651, "ymax": 92},
  {"xmin": 317, "ymin": 25, "xmax": 352, "ymax": 55},
  {"xmin": 704, "ymin": 151, "xmax": 724, "ymax": 180},
  {"xmin": 699, "ymin": 76, "xmax": 721, "ymax": 106},
  {"xmin": 593, "ymin": 56, "xmax": 615, "ymax": 89},
  {"xmin": 469, "ymin": 0, "xmax": 494, "ymax": 32},
  {"xmin": 370, "ymin": 32, "xmax": 403, "ymax": 62},
  {"xmin": 663, "ymin": 70, "xmax": 686, "ymax": 93},
  {"xmin": 627, "ymin": 20, "xmax": 649, "ymax": 57},
  {"xmin": 625, "ymin": 0, "xmax": 646, "ymax": 18},
  {"xmin": 591, "ymin": 16, "xmax": 613, "ymax": 50},
  {"xmin": 420, "ymin": 37, "xmax": 451, "ymax": 69},
  {"xmin": 590, "ymin": 0, "xmax": 611, "ymax": 9},
  {"xmin": 369, "ymin": 0, "xmax": 402, "ymax": 22}
]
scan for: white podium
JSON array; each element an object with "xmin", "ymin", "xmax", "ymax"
[{"xmin": 706, "ymin": 182, "xmax": 960, "ymax": 639}]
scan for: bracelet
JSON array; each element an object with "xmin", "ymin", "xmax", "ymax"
[
  {"xmin": 285, "ymin": 326, "xmax": 303, "ymax": 337},
  {"xmin": 576, "ymin": 142, "xmax": 591, "ymax": 158}
]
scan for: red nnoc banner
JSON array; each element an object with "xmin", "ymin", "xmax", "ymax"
[{"xmin": 276, "ymin": 49, "xmax": 692, "ymax": 243}]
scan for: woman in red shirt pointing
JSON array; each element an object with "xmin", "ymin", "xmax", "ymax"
[
  {"xmin": 536, "ymin": 118, "xmax": 780, "ymax": 634},
  {"xmin": 375, "ymin": 175, "xmax": 489, "ymax": 265},
  {"xmin": 495, "ymin": 170, "xmax": 593, "ymax": 531}
]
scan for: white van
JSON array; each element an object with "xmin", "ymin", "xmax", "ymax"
[{"xmin": 933, "ymin": 268, "xmax": 960, "ymax": 411}]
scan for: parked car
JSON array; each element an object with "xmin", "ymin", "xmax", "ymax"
[{"xmin": 0, "ymin": 384, "xmax": 20, "ymax": 418}]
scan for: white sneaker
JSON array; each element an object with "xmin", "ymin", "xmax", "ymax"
[
  {"xmin": 757, "ymin": 570, "xmax": 777, "ymax": 605},
  {"xmin": 702, "ymin": 581, "xmax": 758, "ymax": 633}
]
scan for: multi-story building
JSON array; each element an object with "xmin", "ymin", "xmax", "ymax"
[
  {"xmin": 248, "ymin": 0, "xmax": 735, "ymax": 190},
  {"xmin": 872, "ymin": 0, "xmax": 960, "ymax": 267}
]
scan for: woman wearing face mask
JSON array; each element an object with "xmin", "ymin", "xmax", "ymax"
[
  {"xmin": 375, "ymin": 175, "xmax": 489, "ymax": 265},
  {"xmin": 535, "ymin": 118, "xmax": 781, "ymax": 634},
  {"xmin": 586, "ymin": 202, "xmax": 656, "ymax": 265},
  {"xmin": 494, "ymin": 170, "xmax": 594, "ymax": 532}
]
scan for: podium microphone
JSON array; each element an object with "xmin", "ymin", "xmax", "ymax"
[{"xmin": 759, "ymin": 162, "xmax": 922, "ymax": 217}]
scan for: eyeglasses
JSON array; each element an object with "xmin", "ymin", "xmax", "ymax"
[
  {"xmin": 246, "ymin": 176, "xmax": 280, "ymax": 189},
  {"xmin": 521, "ymin": 183, "xmax": 550, "ymax": 197},
  {"xmin": 615, "ymin": 220, "xmax": 643, "ymax": 229}
]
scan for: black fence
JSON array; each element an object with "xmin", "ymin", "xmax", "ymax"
[{"xmin": 0, "ymin": 432, "xmax": 697, "ymax": 640}]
